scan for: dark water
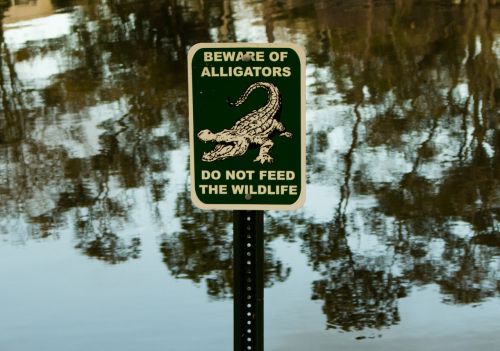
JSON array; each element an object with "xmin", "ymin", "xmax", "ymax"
[{"xmin": 0, "ymin": 0, "xmax": 499, "ymax": 350}]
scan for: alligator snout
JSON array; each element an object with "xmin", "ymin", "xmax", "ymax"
[
  {"xmin": 202, "ymin": 152, "xmax": 213, "ymax": 162},
  {"xmin": 197, "ymin": 129, "xmax": 215, "ymax": 142}
]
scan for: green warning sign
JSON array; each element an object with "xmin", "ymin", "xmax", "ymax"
[{"xmin": 188, "ymin": 43, "xmax": 305, "ymax": 210}]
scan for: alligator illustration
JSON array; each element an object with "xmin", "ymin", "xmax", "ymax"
[{"xmin": 197, "ymin": 81, "xmax": 292, "ymax": 164}]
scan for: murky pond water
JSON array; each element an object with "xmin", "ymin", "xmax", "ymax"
[{"xmin": 0, "ymin": 0, "xmax": 499, "ymax": 350}]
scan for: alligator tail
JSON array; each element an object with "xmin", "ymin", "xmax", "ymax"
[{"xmin": 228, "ymin": 82, "xmax": 277, "ymax": 107}]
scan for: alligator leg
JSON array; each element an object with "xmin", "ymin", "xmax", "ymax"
[
  {"xmin": 273, "ymin": 120, "xmax": 293, "ymax": 138},
  {"xmin": 253, "ymin": 137, "xmax": 274, "ymax": 164}
]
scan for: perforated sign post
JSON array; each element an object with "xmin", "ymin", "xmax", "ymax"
[{"xmin": 188, "ymin": 43, "xmax": 305, "ymax": 351}]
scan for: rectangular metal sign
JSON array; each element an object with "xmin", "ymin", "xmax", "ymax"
[{"xmin": 188, "ymin": 43, "xmax": 305, "ymax": 210}]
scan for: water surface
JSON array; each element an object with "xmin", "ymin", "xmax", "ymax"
[{"xmin": 0, "ymin": 0, "xmax": 499, "ymax": 350}]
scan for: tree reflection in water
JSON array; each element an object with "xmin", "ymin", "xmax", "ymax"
[
  {"xmin": 0, "ymin": 0, "xmax": 498, "ymax": 333},
  {"xmin": 302, "ymin": 0, "xmax": 499, "ymax": 329},
  {"xmin": 160, "ymin": 190, "xmax": 290, "ymax": 299}
]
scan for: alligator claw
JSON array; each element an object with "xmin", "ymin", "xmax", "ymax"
[
  {"xmin": 280, "ymin": 132, "xmax": 293, "ymax": 138},
  {"xmin": 254, "ymin": 154, "xmax": 273, "ymax": 164}
]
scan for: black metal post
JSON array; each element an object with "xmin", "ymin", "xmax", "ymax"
[{"xmin": 233, "ymin": 210, "xmax": 264, "ymax": 351}]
